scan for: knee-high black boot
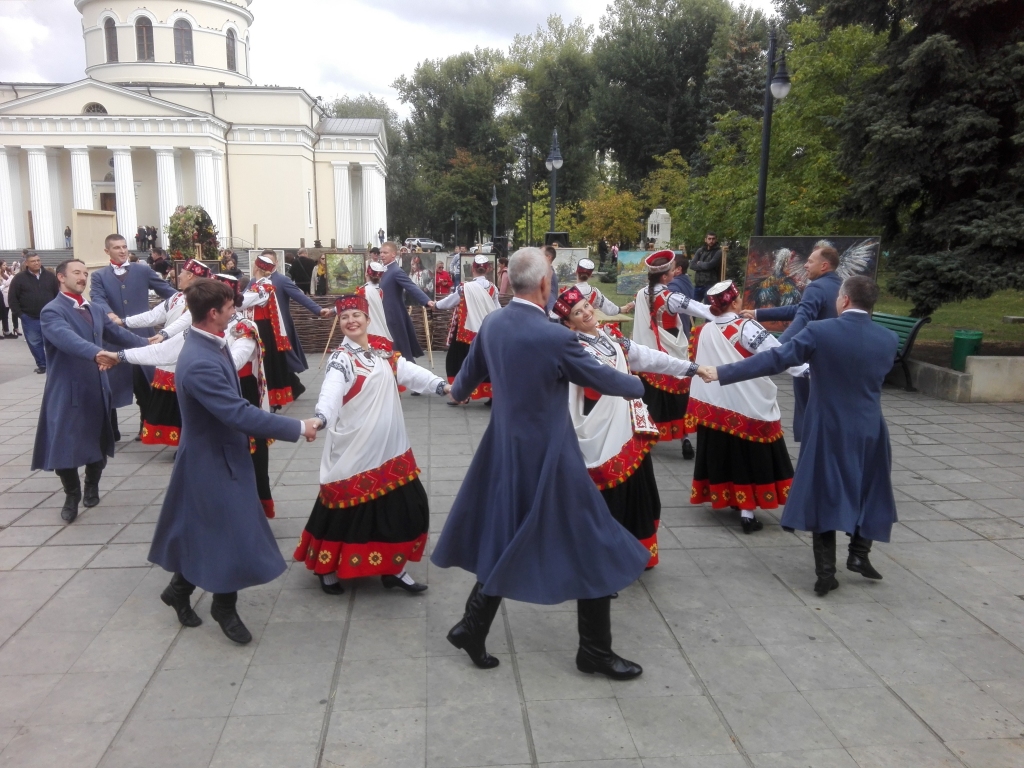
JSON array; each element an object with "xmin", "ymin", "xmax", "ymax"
[
  {"xmin": 82, "ymin": 459, "xmax": 106, "ymax": 508},
  {"xmin": 576, "ymin": 596, "xmax": 642, "ymax": 680},
  {"xmin": 160, "ymin": 573, "xmax": 202, "ymax": 627},
  {"xmin": 812, "ymin": 531, "xmax": 839, "ymax": 596},
  {"xmin": 55, "ymin": 468, "xmax": 81, "ymax": 523},
  {"xmin": 211, "ymin": 591, "xmax": 251, "ymax": 644},
  {"xmin": 447, "ymin": 582, "xmax": 502, "ymax": 669},
  {"xmin": 847, "ymin": 532, "xmax": 882, "ymax": 579}
]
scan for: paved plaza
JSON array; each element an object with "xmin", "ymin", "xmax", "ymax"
[{"xmin": 1, "ymin": 339, "xmax": 1024, "ymax": 768}]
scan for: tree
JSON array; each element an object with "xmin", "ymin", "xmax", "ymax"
[
  {"xmin": 577, "ymin": 185, "xmax": 644, "ymax": 246},
  {"xmin": 430, "ymin": 149, "xmax": 502, "ymax": 248},
  {"xmin": 701, "ymin": 5, "xmax": 770, "ymax": 126},
  {"xmin": 592, "ymin": 0, "xmax": 734, "ymax": 184},
  {"xmin": 828, "ymin": 0, "xmax": 1024, "ymax": 315},
  {"xmin": 514, "ymin": 182, "xmax": 581, "ymax": 245}
]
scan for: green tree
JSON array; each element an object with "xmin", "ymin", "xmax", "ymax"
[
  {"xmin": 430, "ymin": 149, "xmax": 502, "ymax": 248},
  {"xmin": 827, "ymin": 0, "xmax": 1024, "ymax": 315},
  {"xmin": 514, "ymin": 182, "xmax": 581, "ymax": 244},
  {"xmin": 701, "ymin": 5, "xmax": 770, "ymax": 125},
  {"xmin": 577, "ymin": 185, "xmax": 644, "ymax": 246}
]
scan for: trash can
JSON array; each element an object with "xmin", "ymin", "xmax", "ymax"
[{"xmin": 951, "ymin": 330, "xmax": 983, "ymax": 372}]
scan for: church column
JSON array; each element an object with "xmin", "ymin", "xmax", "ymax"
[
  {"xmin": 67, "ymin": 146, "xmax": 93, "ymax": 211},
  {"xmin": 25, "ymin": 146, "xmax": 55, "ymax": 250},
  {"xmin": 332, "ymin": 161, "xmax": 352, "ymax": 248},
  {"xmin": 192, "ymin": 147, "xmax": 218, "ymax": 229},
  {"xmin": 154, "ymin": 147, "xmax": 179, "ymax": 249},
  {"xmin": 0, "ymin": 150, "xmax": 16, "ymax": 250},
  {"xmin": 109, "ymin": 146, "xmax": 138, "ymax": 240},
  {"xmin": 212, "ymin": 150, "xmax": 227, "ymax": 241},
  {"xmin": 361, "ymin": 162, "xmax": 376, "ymax": 248},
  {"xmin": 375, "ymin": 165, "xmax": 388, "ymax": 243}
]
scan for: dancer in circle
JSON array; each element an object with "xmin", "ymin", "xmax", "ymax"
[
  {"xmin": 436, "ymin": 254, "xmax": 501, "ymax": 402},
  {"xmin": 556, "ymin": 286, "xmax": 698, "ymax": 569},
  {"xmin": 295, "ymin": 294, "xmax": 450, "ymax": 595},
  {"xmin": 572, "ymin": 258, "xmax": 634, "ymax": 317},
  {"xmin": 356, "ymin": 261, "xmax": 393, "ymax": 351},
  {"xmin": 687, "ymin": 280, "xmax": 806, "ymax": 533}
]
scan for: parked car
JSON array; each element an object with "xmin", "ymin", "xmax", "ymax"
[
  {"xmin": 404, "ymin": 237, "xmax": 444, "ymax": 251},
  {"xmin": 471, "ymin": 242, "xmax": 494, "ymax": 254}
]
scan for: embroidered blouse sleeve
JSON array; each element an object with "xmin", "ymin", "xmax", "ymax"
[
  {"xmin": 119, "ymin": 332, "xmax": 185, "ymax": 367},
  {"xmin": 434, "ymin": 285, "xmax": 462, "ymax": 311},
  {"xmin": 315, "ymin": 351, "xmax": 356, "ymax": 427},
  {"xmin": 741, "ymin": 320, "xmax": 809, "ymax": 376},
  {"xmin": 241, "ymin": 288, "xmax": 268, "ymax": 310},
  {"xmin": 124, "ymin": 300, "xmax": 168, "ymax": 329},
  {"xmin": 489, "ymin": 284, "xmax": 501, "ymax": 310},
  {"xmin": 397, "ymin": 356, "xmax": 447, "ymax": 396},
  {"xmin": 665, "ymin": 291, "xmax": 714, "ymax": 321},
  {"xmin": 626, "ymin": 339, "xmax": 699, "ymax": 378},
  {"xmin": 592, "ymin": 288, "xmax": 620, "ymax": 316},
  {"xmin": 159, "ymin": 309, "xmax": 192, "ymax": 339}
]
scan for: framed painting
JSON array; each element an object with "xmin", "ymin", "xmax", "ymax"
[
  {"xmin": 402, "ymin": 252, "xmax": 437, "ymax": 300},
  {"xmin": 324, "ymin": 252, "xmax": 366, "ymax": 294},
  {"xmin": 550, "ymin": 247, "xmax": 590, "ymax": 288},
  {"xmin": 247, "ymin": 249, "xmax": 285, "ymax": 275},
  {"xmin": 615, "ymin": 251, "xmax": 650, "ymax": 296},
  {"xmin": 460, "ymin": 254, "xmax": 496, "ymax": 287}
]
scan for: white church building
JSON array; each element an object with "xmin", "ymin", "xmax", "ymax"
[{"xmin": 0, "ymin": 0, "xmax": 388, "ymax": 252}]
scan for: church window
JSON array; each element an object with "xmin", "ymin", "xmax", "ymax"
[
  {"xmin": 135, "ymin": 18, "xmax": 155, "ymax": 62},
  {"xmin": 226, "ymin": 29, "xmax": 237, "ymax": 72},
  {"xmin": 84, "ymin": 102, "xmax": 108, "ymax": 114},
  {"xmin": 104, "ymin": 18, "xmax": 118, "ymax": 63},
  {"xmin": 174, "ymin": 20, "xmax": 194, "ymax": 65}
]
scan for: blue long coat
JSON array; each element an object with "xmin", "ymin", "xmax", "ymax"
[
  {"xmin": 269, "ymin": 271, "xmax": 323, "ymax": 373},
  {"xmin": 148, "ymin": 329, "xmax": 304, "ymax": 593},
  {"xmin": 756, "ymin": 271, "xmax": 842, "ymax": 441},
  {"xmin": 380, "ymin": 261, "xmax": 431, "ymax": 359},
  {"xmin": 431, "ymin": 300, "xmax": 652, "ymax": 603},
  {"xmin": 89, "ymin": 263, "xmax": 176, "ymax": 407},
  {"xmin": 31, "ymin": 296, "xmax": 149, "ymax": 471},
  {"xmin": 667, "ymin": 273, "xmax": 697, "ymax": 338},
  {"xmin": 718, "ymin": 311, "xmax": 899, "ymax": 542}
]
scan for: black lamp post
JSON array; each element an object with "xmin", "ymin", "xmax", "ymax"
[
  {"xmin": 451, "ymin": 212, "xmax": 460, "ymax": 249},
  {"xmin": 490, "ymin": 184, "xmax": 498, "ymax": 242},
  {"xmin": 545, "ymin": 128, "xmax": 563, "ymax": 234},
  {"xmin": 754, "ymin": 26, "xmax": 792, "ymax": 237}
]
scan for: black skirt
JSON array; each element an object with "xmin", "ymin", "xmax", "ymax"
[
  {"xmin": 691, "ymin": 425, "xmax": 794, "ymax": 510},
  {"xmin": 601, "ymin": 452, "xmax": 661, "ymax": 567},
  {"xmin": 642, "ymin": 379, "xmax": 689, "ymax": 441},
  {"xmin": 446, "ymin": 339, "xmax": 490, "ymax": 399},
  {"xmin": 294, "ymin": 477, "xmax": 430, "ymax": 579},
  {"xmin": 141, "ymin": 388, "xmax": 181, "ymax": 446},
  {"xmin": 240, "ymin": 374, "xmax": 273, "ymax": 508},
  {"xmin": 255, "ymin": 318, "xmax": 294, "ymax": 407}
]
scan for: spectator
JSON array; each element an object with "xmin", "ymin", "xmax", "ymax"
[
  {"xmin": 290, "ymin": 248, "xmax": 316, "ymax": 294},
  {"xmin": 690, "ymin": 231, "xmax": 723, "ymax": 302},
  {"xmin": 147, "ymin": 247, "xmax": 171, "ymax": 277},
  {"xmin": 497, "ymin": 256, "xmax": 511, "ymax": 295},
  {"xmin": 378, "ymin": 227, "xmax": 386, "ymax": 246},
  {"xmin": 8, "ymin": 251, "xmax": 60, "ymax": 372},
  {"xmin": 64, "ymin": 225, "xmax": 72, "ymax": 249},
  {"xmin": 1, "ymin": 260, "xmax": 20, "ymax": 338},
  {"xmin": 598, "ymin": 238, "xmax": 609, "ymax": 268},
  {"xmin": 313, "ymin": 253, "xmax": 329, "ymax": 296}
]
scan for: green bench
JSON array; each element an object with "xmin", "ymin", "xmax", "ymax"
[{"xmin": 871, "ymin": 312, "xmax": 931, "ymax": 391}]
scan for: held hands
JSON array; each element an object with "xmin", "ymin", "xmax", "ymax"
[
  {"xmin": 148, "ymin": 334, "xmax": 163, "ymax": 344},
  {"xmin": 738, "ymin": 309, "xmax": 757, "ymax": 320},
  {"xmin": 300, "ymin": 418, "xmax": 321, "ymax": 442},
  {"xmin": 319, "ymin": 308, "xmax": 334, "ymax": 319},
  {"xmin": 94, "ymin": 350, "xmax": 120, "ymax": 371},
  {"xmin": 107, "ymin": 313, "xmax": 123, "ymax": 326},
  {"xmin": 442, "ymin": 384, "xmax": 452, "ymax": 395},
  {"xmin": 696, "ymin": 365, "xmax": 719, "ymax": 383},
  {"xmin": 622, "ymin": 301, "xmax": 635, "ymax": 313}
]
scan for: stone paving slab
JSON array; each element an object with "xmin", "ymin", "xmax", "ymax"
[{"xmin": 1, "ymin": 336, "xmax": 1024, "ymax": 767}]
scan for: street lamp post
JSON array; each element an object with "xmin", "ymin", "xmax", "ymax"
[
  {"xmin": 490, "ymin": 184, "xmax": 498, "ymax": 242},
  {"xmin": 451, "ymin": 212, "xmax": 460, "ymax": 249},
  {"xmin": 545, "ymin": 128, "xmax": 563, "ymax": 234},
  {"xmin": 754, "ymin": 26, "xmax": 792, "ymax": 237}
]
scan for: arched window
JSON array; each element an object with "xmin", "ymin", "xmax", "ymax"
[
  {"xmin": 104, "ymin": 18, "xmax": 118, "ymax": 63},
  {"xmin": 135, "ymin": 18, "xmax": 154, "ymax": 62},
  {"xmin": 226, "ymin": 28, "xmax": 237, "ymax": 72},
  {"xmin": 83, "ymin": 102, "xmax": 108, "ymax": 114},
  {"xmin": 173, "ymin": 20, "xmax": 194, "ymax": 65}
]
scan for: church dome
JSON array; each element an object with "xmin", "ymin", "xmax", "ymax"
[{"xmin": 77, "ymin": 0, "xmax": 254, "ymax": 86}]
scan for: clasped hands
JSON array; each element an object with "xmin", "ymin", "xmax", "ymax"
[
  {"xmin": 94, "ymin": 350, "xmax": 120, "ymax": 371},
  {"xmin": 695, "ymin": 365, "xmax": 718, "ymax": 383}
]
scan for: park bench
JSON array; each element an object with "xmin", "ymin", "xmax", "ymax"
[{"xmin": 871, "ymin": 312, "xmax": 931, "ymax": 391}]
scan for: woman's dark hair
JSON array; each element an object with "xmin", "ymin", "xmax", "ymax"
[
  {"xmin": 647, "ymin": 273, "xmax": 662, "ymax": 316},
  {"xmin": 184, "ymin": 278, "xmax": 235, "ymax": 320}
]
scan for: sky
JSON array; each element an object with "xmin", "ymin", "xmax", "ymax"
[{"xmin": 0, "ymin": 0, "xmax": 778, "ymax": 110}]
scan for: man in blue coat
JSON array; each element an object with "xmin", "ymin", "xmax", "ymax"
[
  {"xmin": 148, "ymin": 278, "xmax": 321, "ymax": 644},
  {"xmin": 379, "ymin": 241, "xmax": 434, "ymax": 361},
  {"xmin": 89, "ymin": 233, "xmax": 176, "ymax": 439},
  {"xmin": 699, "ymin": 276, "xmax": 899, "ymax": 597},
  {"xmin": 260, "ymin": 252, "xmax": 333, "ymax": 399},
  {"xmin": 742, "ymin": 245, "xmax": 843, "ymax": 441},
  {"xmin": 32, "ymin": 259, "xmax": 149, "ymax": 523},
  {"xmin": 432, "ymin": 247, "xmax": 651, "ymax": 681}
]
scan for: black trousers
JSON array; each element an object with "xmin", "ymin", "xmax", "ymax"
[
  {"xmin": 133, "ymin": 365, "xmax": 152, "ymax": 426},
  {"xmin": 55, "ymin": 459, "xmax": 106, "ymax": 495},
  {"xmin": 167, "ymin": 573, "xmax": 237, "ymax": 607}
]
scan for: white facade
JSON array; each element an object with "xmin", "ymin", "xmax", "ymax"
[
  {"xmin": 647, "ymin": 208, "xmax": 672, "ymax": 249},
  {"xmin": 0, "ymin": 1, "xmax": 388, "ymax": 252}
]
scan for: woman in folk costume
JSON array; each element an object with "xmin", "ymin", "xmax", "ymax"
[
  {"xmin": 356, "ymin": 261, "xmax": 393, "ymax": 351},
  {"xmin": 556, "ymin": 286, "xmax": 699, "ymax": 569},
  {"xmin": 112, "ymin": 259, "xmax": 210, "ymax": 446},
  {"xmin": 436, "ymin": 254, "xmax": 501, "ymax": 401},
  {"xmin": 631, "ymin": 250, "xmax": 714, "ymax": 458},
  {"xmin": 244, "ymin": 253, "xmax": 297, "ymax": 410},
  {"xmin": 295, "ymin": 294, "xmax": 450, "ymax": 595},
  {"xmin": 687, "ymin": 280, "xmax": 807, "ymax": 533}
]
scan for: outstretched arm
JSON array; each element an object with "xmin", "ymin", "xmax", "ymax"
[
  {"xmin": 666, "ymin": 292, "xmax": 713, "ymax": 321},
  {"xmin": 186, "ymin": 363, "xmax": 304, "ymax": 443},
  {"xmin": 562, "ymin": 336, "xmax": 645, "ymax": 399},
  {"xmin": 777, "ymin": 281, "xmax": 827, "ymax": 343},
  {"xmin": 40, "ymin": 305, "xmax": 102, "ymax": 360},
  {"xmin": 394, "ymin": 268, "xmax": 432, "ymax": 306},
  {"xmin": 121, "ymin": 332, "xmax": 185, "ymax": 366},
  {"xmin": 279, "ymin": 276, "xmax": 326, "ymax": 316},
  {"xmin": 147, "ymin": 266, "xmax": 177, "ymax": 299},
  {"xmin": 397, "ymin": 357, "xmax": 448, "ymax": 395},
  {"xmin": 715, "ymin": 328, "xmax": 817, "ymax": 385},
  {"xmin": 101, "ymin": 315, "xmax": 152, "ymax": 350},
  {"xmin": 754, "ymin": 304, "xmax": 799, "ymax": 323}
]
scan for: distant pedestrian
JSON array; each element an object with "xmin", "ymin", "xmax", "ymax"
[
  {"xmin": 7, "ymin": 251, "xmax": 60, "ymax": 373},
  {"xmin": 377, "ymin": 227, "xmax": 386, "ymax": 246},
  {"xmin": 690, "ymin": 232, "xmax": 723, "ymax": 302},
  {"xmin": 64, "ymin": 225, "xmax": 72, "ymax": 249},
  {"xmin": 0, "ymin": 260, "xmax": 19, "ymax": 338}
]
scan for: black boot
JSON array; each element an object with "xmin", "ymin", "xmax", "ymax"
[
  {"xmin": 447, "ymin": 582, "xmax": 502, "ymax": 669},
  {"xmin": 576, "ymin": 597, "xmax": 642, "ymax": 680},
  {"xmin": 847, "ymin": 533, "xmax": 883, "ymax": 580},
  {"xmin": 56, "ymin": 469, "xmax": 81, "ymax": 523},
  {"xmin": 812, "ymin": 531, "xmax": 839, "ymax": 596},
  {"xmin": 681, "ymin": 438, "xmax": 694, "ymax": 460},
  {"xmin": 210, "ymin": 592, "xmax": 252, "ymax": 644},
  {"xmin": 82, "ymin": 460, "xmax": 104, "ymax": 508},
  {"xmin": 160, "ymin": 573, "xmax": 202, "ymax": 627},
  {"xmin": 110, "ymin": 409, "xmax": 121, "ymax": 442},
  {"xmin": 318, "ymin": 574, "xmax": 345, "ymax": 595},
  {"xmin": 381, "ymin": 574, "xmax": 428, "ymax": 593}
]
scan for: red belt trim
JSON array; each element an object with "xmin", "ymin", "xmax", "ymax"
[
  {"xmin": 690, "ymin": 478, "xmax": 792, "ymax": 510},
  {"xmin": 654, "ymin": 417, "xmax": 690, "ymax": 442},
  {"xmin": 151, "ymin": 369, "xmax": 176, "ymax": 391},
  {"xmin": 447, "ymin": 377, "xmax": 491, "ymax": 400},
  {"xmin": 588, "ymin": 434, "xmax": 656, "ymax": 490},
  {"xmin": 638, "ymin": 520, "xmax": 659, "ymax": 568},
  {"xmin": 454, "ymin": 297, "xmax": 480, "ymax": 345},
  {"xmin": 268, "ymin": 386, "xmax": 294, "ymax": 407},
  {"xmin": 686, "ymin": 400, "xmax": 783, "ymax": 443},
  {"xmin": 317, "ymin": 449, "xmax": 420, "ymax": 509},
  {"xmin": 583, "ymin": 387, "xmax": 602, "ymax": 401},
  {"xmin": 639, "ymin": 371, "xmax": 690, "ymax": 395},
  {"xmin": 294, "ymin": 531, "xmax": 427, "ymax": 578},
  {"xmin": 141, "ymin": 422, "xmax": 180, "ymax": 446},
  {"xmin": 239, "ymin": 363, "xmax": 253, "ymax": 378}
]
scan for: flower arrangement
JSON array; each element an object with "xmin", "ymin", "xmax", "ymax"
[{"xmin": 165, "ymin": 205, "xmax": 220, "ymax": 259}]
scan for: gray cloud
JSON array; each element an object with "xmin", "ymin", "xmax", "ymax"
[{"xmin": 0, "ymin": 0, "xmax": 85, "ymax": 83}]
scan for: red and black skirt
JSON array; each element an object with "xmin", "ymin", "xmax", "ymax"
[
  {"xmin": 140, "ymin": 372, "xmax": 181, "ymax": 446},
  {"xmin": 641, "ymin": 379, "xmax": 689, "ymax": 442},
  {"xmin": 601, "ymin": 453, "xmax": 661, "ymax": 568},
  {"xmin": 294, "ymin": 477, "xmax": 429, "ymax": 579},
  {"xmin": 240, "ymin": 373, "xmax": 274, "ymax": 517},
  {"xmin": 690, "ymin": 425, "xmax": 793, "ymax": 510},
  {"xmin": 446, "ymin": 340, "xmax": 491, "ymax": 399},
  {"xmin": 255, "ymin": 318, "xmax": 294, "ymax": 408}
]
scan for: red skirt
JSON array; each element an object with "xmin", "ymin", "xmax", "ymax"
[
  {"xmin": 140, "ymin": 387, "xmax": 181, "ymax": 446},
  {"xmin": 255, "ymin": 318, "xmax": 294, "ymax": 407},
  {"xmin": 690, "ymin": 425, "xmax": 793, "ymax": 510}
]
